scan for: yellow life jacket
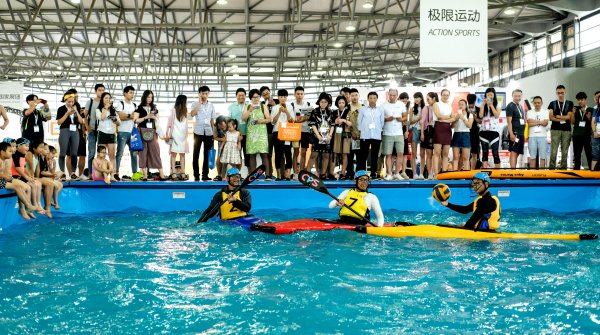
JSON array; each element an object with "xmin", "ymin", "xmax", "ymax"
[
  {"xmin": 220, "ymin": 191, "xmax": 247, "ymax": 220},
  {"xmin": 339, "ymin": 189, "xmax": 370, "ymax": 221},
  {"xmin": 473, "ymin": 195, "xmax": 501, "ymax": 230}
]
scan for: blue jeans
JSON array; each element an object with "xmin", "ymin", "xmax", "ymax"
[
  {"xmin": 116, "ymin": 131, "xmax": 138, "ymax": 174},
  {"xmin": 87, "ymin": 130, "xmax": 98, "ymax": 172}
]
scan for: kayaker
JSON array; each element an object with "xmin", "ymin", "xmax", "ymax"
[
  {"xmin": 201, "ymin": 168, "xmax": 252, "ymax": 221},
  {"xmin": 438, "ymin": 172, "xmax": 501, "ymax": 231},
  {"xmin": 329, "ymin": 170, "xmax": 385, "ymax": 226}
]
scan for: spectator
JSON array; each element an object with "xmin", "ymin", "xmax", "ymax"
[
  {"xmin": 242, "ymin": 89, "xmax": 271, "ymax": 176},
  {"xmin": 21, "ymin": 94, "xmax": 50, "ymax": 143},
  {"xmin": 26, "ymin": 140, "xmax": 56, "ymax": 218},
  {"xmin": 506, "ymin": 89, "xmax": 526, "ymax": 168},
  {"xmin": 134, "ymin": 90, "xmax": 166, "ymax": 181},
  {"xmin": 306, "ymin": 93, "xmax": 335, "ymax": 179},
  {"xmin": 478, "ymin": 88, "xmax": 501, "ymax": 168},
  {"xmin": 213, "ymin": 116, "xmax": 228, "ymax": 181},
  {"xmin": 260, "ymin": 86, "xmax": 278, "ymax": 179},
  {"xmin": 0, "ymin": 140, "xmax": 37, "ymax": 220},
  {"xmin": 420, "ymin": 95, "xmax": 435, "ymax": 179},
  {"xmin": 333, "ymin": 95, "xmax": 352, "ymax": 180},
  {"xmin": 39, "ymin": 143, "xmax": 63, "ymax": 210},
  {"xmin": 381, "ymin": 88, "xmax": 406, "ymax": 180},
  {"xmin": 432, "ymin": 90, "xmax": 455, "ymax": 178},
  {"xmin": 96, "ymin": 92, "xmax": 120, "ymax": 181},
  {"xmin": 290, "ymin": 86, "xmax": 312, "ymax": 177},
  {"xmin": 548, "ymin": 85, "xmax": 574, "ymax": 169},
  {"xmin": 408, "ymin": 92, "xmax": 424, "ymax": 179},
  {"xmin": 592, "ymin": 91, "xmax": 600, "ymax": 171},
  {"xmin": 165, "ymin": 95, "xmax": 189, "ymax": 181},
  {"xmin": 63, "ymin": 89, "xmax": 88, "ymax": 180},
  {"xmin": 191, "ymin": 86, "xmax": 215, "ymax": 181},
  {"xmin": 271, "ymin": 89, "xmax": 294, "ymax": 180},
  {"xmin": 220, "ymin": 119, "xmax": 243, "ymax": 175},
  {"xmin": 228, "ymin": 88, "xmax": 249, "ymax": 168},
  {"xmin": 56, "ymin": 91, "xmax": 84, "ymax": 179},
  {"xmin": 115, "ymin": 85, "xmax": 138, "ymax": 180},
  {"xmin": 451, "ymin": 99, "xmax": 473, "ymax": 171},
  {"xmin": 357, "ymin": 92, "xmax": 384, "ymax": 179},
  {"xmin": 347, "ymin": 88, "xmax": 363, "ymax": 179},
  {"xmin": 84, "ymin": 84, "xmax": 106, "ymax": 174},
  {"xmin": 12, "ymin": 138, "xmax": 45, "ymax": 216},
  {"xmin": 571, "ymin": 92, "xmax": 593, "ymax": 170},
  {"xmin": 526, "ymin": 96, "xmax": 549, "ymax": 169},
  {"xmin": 467, "ymin": 94, "xmax": 481, "ymax": 170}
]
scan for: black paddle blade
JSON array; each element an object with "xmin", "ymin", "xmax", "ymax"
[
  {"xmin": 579, "ymin": 234, "xmax": 598, "ymax": 240},
  {"xmin": 298, "ymin": 170, "xmax": 328, "ymax": 195}
]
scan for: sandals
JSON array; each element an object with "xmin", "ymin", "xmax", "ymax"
[
  {"xmin": 170, "ymin": 173, "xmax": 179, "ymax": 181},
  {"xmin": 213, "ymin": 176, "xmax": 223, "ymax": 181},
  {"xmin": 70, "ymin": 174, "xmax": 79, "ymax": 181}
]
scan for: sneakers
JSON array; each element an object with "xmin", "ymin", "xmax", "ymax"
[
  {"xmin": 384, "ymin": 174, "xmax": 393, "ymax": 181},
  {"xmin": 121, "ymin": 175, "xmax": 132, "ymax": 180},
  {"xmin": 78, "ymin": 174, "xmax": 89, "ymax": 181},
  {"xmin": 400, "ymin": 172, "xmax": 410, "ymax": 180},
  {"xmin": 113, "ymin": 174, "xmax": 121, "ymax": 181}
]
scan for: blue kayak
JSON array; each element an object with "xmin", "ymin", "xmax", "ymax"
[{"xmin": 216, "ymin": 215, "xmax": 267, "ymax": 229}]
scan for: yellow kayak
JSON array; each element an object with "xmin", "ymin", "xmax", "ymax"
[{"xmin": 356, "ymin": 225, "xmax": 598, "ymax": 241}]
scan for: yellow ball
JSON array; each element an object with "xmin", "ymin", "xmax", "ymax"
[{"xmin": 432, "ymin": 183, "xmax": 451, "ymax": 202}]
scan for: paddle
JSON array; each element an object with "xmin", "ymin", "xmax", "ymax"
[
  {"xmin": 196, "ymin": 164, "xmax": 266, "ymax": 223},
  {"xmin": 297, "ymin": 170, "xmax": 371, "ymax": 223}
]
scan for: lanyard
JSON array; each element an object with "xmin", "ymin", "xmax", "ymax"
[
  {"xmin": 557, "ymin": 101, "xmax": 566, "ymax": 115},
  {"xmin": 516, "ymin": 104, "xmax": 523, "ymax": 119}
]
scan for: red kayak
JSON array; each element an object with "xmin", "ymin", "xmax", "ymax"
[{"xmin": 250, "ymin": 218, "xmax": 395, "ymax": 235}]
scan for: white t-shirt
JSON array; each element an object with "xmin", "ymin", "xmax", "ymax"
[
  {"xmin": 290, "ymin": 100, "xmax": 311, "ymax": 133},
  {"xmin": 452, "ymin": 112, "xmax": 473, "ymax": 133},
  {"xmin": 115, "ymin": 100, "xmax": 137, "ymax": 132},
  {"xmin": 271, "ymin": 103, "xmax": 294, "ymax": 133},
  {"xmin": 434, "ymin": 101, "xmax": 452, "ymax": 122},
  {"xmin": 527, "ymin": 109, "xmax": 549, "ymax": 137},
  {"xmin": 381, "ymin": 101, "xmax": 405, "ymax": 136},
  {"xmin": 96, "ymin": 109, "xmax": 121, "ymax": 135}
]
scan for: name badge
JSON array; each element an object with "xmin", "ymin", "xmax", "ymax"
[
  {"xmin": 69, "ymin": 124, "xmax": 77, "ymax": 132},
  {"xmin": 281, "ymin": 121, "xmax": 287, "ymax": 129},
  {"xmin": 147, "ymin": 121, "xmax": 154, "ymax": 128},
  {"xmin": 284, "ymin": 141, "xmax": 291, "ymax": 145},
  {"xmin": 34, "ymin": 125, "xmax": 40, "ymax": 133},
  {"xmin": 519, "ymin": 119, "xmax": 525, "ymax": 125},
  {"xmin": 560, "ymin": 121, "xmax": 566, "ymax": 124},
  {"xmin": 579, "ymin": 121, "xmax": 586, "ymax": 128},
  {"xmin": 336, "ymin": 126, "xmax": 343, "ymax": 134},
  {"xmin": 369, "ymin": 123, "xmax": 376, "ymax": 129},
  {"xmin": 534, "ymin": 126, "xmax": 542, "ymax": 133},
  {"xmin": 483, "ymin": 119, "xmax": 491, "ymax": 130}
]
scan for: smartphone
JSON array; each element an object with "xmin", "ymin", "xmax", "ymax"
[{"xmin": 40, "ymin": 99, "xmax": 47, "ymax": 104}]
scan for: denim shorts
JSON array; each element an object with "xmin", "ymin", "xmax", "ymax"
[
  {"xmin": 451, "ymin": 132, "xmax": 471, "ymax": 148},
  {"xmin": 410, "ymin": 126, "xmax": 421, "ymax": 143},
  {"xmin": 528, "ymin": 136, "xmax": 547, "ymax": 159}
]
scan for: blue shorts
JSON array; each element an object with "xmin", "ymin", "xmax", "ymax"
[
  {"xmin": 410, "ymin": 126, "xmax": 421, "ymax": 143},
  {"xmin": 451, "ymin": 132, "xmax": 471, "ymax": 149},
  {"xmin": 528, "ymin": 136, "xmax": 547, "ymax": 160}
]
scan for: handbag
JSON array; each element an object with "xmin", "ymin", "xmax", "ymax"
[
  {"xmin": 277, "ymin": 122, "xmax": 302, "ymax": 141},
  {"xmin": 130, "ymin": 127, "xmax": 144, "ymax": 151},
  {"xmin": 140, "ymin": 127, "xmax": 156, "ymax": 142}
]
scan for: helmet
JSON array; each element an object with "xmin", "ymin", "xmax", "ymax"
[
  {"xmin": 472, "ymin": 172, "xmax": 491, "ymax": 184},
  {"xmin": 227, "ymin": 168, "xmax": 241, "ymax": 177},
  {"xmin": 354, "ymin": 170, "xmax": 369, "ymax": 180}
]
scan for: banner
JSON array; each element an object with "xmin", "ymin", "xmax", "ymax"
[
  {"xmin": 420, "ymin": 0, "xmax": 488, "ymax": 68},
  {"xmin": 0, "ymin": 81, "xmax": 24, "ymax": 109}
]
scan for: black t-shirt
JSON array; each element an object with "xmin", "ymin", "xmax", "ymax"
[
  {"xmin": 548, "ymin": 100, "xmax": 574, "ymax": 131},
  {"xmin": 572, "ymin": 106, "xmax": 593, "ymax": 136},
  {"xmin": 55, "ymin": 105, "xmax": 82, "ymax": 130},
  {"xmin": 469, "ymin": 106, "xmax": 480, "ymax": 134},
  {"xmin": 21, "ymin": 108, "xmax": 46, "ymax": 141},
  {"xmin": 261, "ymin": 99, "xmax": 279, "ymax": 134},
  {"xmin": 136, "ymin": 105, "xmax": 158, "ymax": 129},
  {"xmin": 505, "ymin": 101, "xmax": 525, "ymax": 135}
]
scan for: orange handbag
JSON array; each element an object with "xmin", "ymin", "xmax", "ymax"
[{"xmin": 277, "ymin": 122, "xmax": 302, "ymax": 141}]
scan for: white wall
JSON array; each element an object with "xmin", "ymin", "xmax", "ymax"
[{"xmin": 515, "ymin": 67, "xmax": 600, "ymax": 105}]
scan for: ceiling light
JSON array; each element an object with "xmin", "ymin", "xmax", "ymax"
[
  {"xmin": 362, "ymin": 0, "xmax": 373, "ymax": 9},
  {"xmin": 217, "ymin": 0, "xmax": 228, "ymax": 4},
  {"xmin": 116, "ymin": 39, "xmax": 126, "ymax": 45},
  {"xmin": 225, "ymin": 40, "xmax": 235, "ymax": 45},
  {"xmin": 231, "ymin": 65, "xmax": 239, "ymax": 69},
  {"xmin": 334, "ymin": 42, "xmax": 343, "ymax": 48},
  {"xmin": 345, "ymin": 23, "xmax": 356, "ymax": 32},
  {"xmin": 504, "ymin": 8, "xmax": 516, "ymax": 15},
  {"xmin": 232, "ymin": 73, "xmax": 239, "ymax": 77},
  {"xmin": 71, "ymin": 0, "xmax": 81, "ymax": 4},
  {"xmin": 228, "ymin": 54, "xmax": 236, "ymax": 59},
  {"xmin": 402, "ymin": 70, "xmax": 409, "ymax": 74}
]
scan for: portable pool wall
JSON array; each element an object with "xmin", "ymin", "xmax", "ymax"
[{"xmin": 1, "ymin": 179, "xmax": 599, "ymax": 230}]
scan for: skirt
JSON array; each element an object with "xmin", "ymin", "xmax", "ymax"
[{"xmin": 433, "ymin": 122, "xmax": 452, "ymax": 146}]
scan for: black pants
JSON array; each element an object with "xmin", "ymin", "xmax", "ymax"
[
  {"xmin": 193, "ymin": 134, "xmax": 213, "ymax": 179},
  {"xmin": 572, "ymin": 134, "xmax": 592, "ymax": 170},
  {"xmin": 273, "ymin": 133, "xmax": 293, "ymax": 170},
  {"xmin": 479, "ymin": 131, "xmax": 500, "ymax": 164},
  {"xmin": 358, "ymin": 139, "xmax": 381, "ymax": 178},
  {"xmin": 241, "ymin": 136, "xmax": 249, "ymax": 167}
]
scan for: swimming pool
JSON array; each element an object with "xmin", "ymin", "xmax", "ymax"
[{"xmin": 1, "ymin": 208, "xmax": 598, "ymax": 333}]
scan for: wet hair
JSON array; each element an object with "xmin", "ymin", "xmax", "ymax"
[
  {"xmin": 123, "ymin": 86, "xmax": 135, "ymax": 93},
  {"xmin": 277, "ymin": 89, "xmax": 288, "ymax": 97},
  {"xmin": 174, "ymin": 95, "xmax": 188, "ymax": 121},
  {"xmin": 235, "ymin": 88, "xmax": 246, "ymax": 95},
  {"xmin": 97, "ymin": 145, "xmax": 107, "ymax": 153},
  {"xmin": 576, "ymin": 92, "xmax": 587, "ymax": 100},
  {"xmin": 198, "ymin": 85, "xmax": 210, "ymax": 93}
]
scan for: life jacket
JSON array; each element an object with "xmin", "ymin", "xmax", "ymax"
[
  {"xmin": 220, "ymin": 190, "xmax": 247, "ymax": 220},
  {"xmin": 339, "ymin": 189, "xmax": 370, "ymax": 222},
  {"xmin": 473, "ymin": 195, "xmax": 501, "ymax": 230}
]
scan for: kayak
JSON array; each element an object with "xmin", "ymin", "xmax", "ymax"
[
  {"xmin": 437, "ymin": 169, "xmax": 600, "ymax": 180},
  {"xmin": 356, "ymin": 225, "xmax": 598, "ymax": 241},
  {"xmin": 251, "ymin": 218, "xmax": 394, "ymax": 235},
  {"xmin": 217, "ymin": 215, "xmax": 267, "ymax": 229}
]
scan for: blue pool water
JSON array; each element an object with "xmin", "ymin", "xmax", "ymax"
[{"xmin": 1, "ymin": 209, "xmax": 599, "ymax": 334}]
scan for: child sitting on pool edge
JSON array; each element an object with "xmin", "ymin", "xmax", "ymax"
[{"xmin": 92, "ymin": 145, "xmax": 115, "ymax": 184}]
